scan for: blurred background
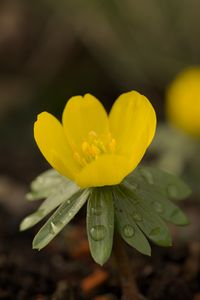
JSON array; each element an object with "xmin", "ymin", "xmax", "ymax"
[
  {"xmin": 0, "ymin": 1, "xmax": 200, "ymax": 299},
  {"xmin": 1, "ymin": 0, "xmax": 200, "ymax": 182},
  {"xmin": 1, "ymin": 0, "xmax": 200, "ymax": 180}
]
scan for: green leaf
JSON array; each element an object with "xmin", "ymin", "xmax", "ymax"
[
  {"xmin": 117, "ymin": 185, "xmax": 172, "ymax": 247},
  {"xmin": 125, "ymin": 166, "xmax": 191, "ymax": 200},
  {"xmin": 32, "ymin": 189, "xmax": 90, "ymax": 250},
  {"xmin": 123, "ymin": 166, "xmax": 190, "ymax": 226},
  {"xmin": 27, "ymin": 169, "xmax": 70, "ymax": 201},
  {"xmin": 87, "ymin": 187, "xmax": 114, "ymax": 265},
  {"xmin": 137, "ymin": 189, "xmax": 188, "ymax": 226},
  {"xmin": 113, "ymin": 186, "xmax": 151, "ymax": 256},
  {"xmin": 20, "ymin": 181, "xmax": 79, "ymax": 231}
]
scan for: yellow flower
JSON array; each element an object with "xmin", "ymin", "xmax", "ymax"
[
  {"xmin": 34, "ymin": 91, "xmax": 156, "ymax": 188},
  {"xmin": 166, "ymin": 67, "xmax": 200, "ymax": 137}
]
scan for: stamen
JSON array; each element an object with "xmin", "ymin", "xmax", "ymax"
[
  {"xmin": 73, "ymin": 152, "xmax": 86, "ymax": 167},
  {"xmin": 89, "ymin": 131, "xmax": 98, "ymax": 138},
  {"xmin": 94, "ymin": 140, "xmax": 107, "ymax": 153},
  {"xmin": 82, "ymin": 141, "xmax": 90, "ymax": 154},
  {"xmin": 109, "ymin": 138, "xmax": 116, "ymax": 153},
  {"xmin": 73, "ymin": 131, "xmax": 116, "ymax": 167},
  {"xmin": 90, "ymin": 145, "xmax": 101, "ymax": 157}
]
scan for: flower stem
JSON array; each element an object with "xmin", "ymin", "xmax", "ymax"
[{"xmin": 113, "ymin": 234, "xmax": 140, "ymax": 300}]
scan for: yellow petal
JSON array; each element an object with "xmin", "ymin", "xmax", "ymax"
[
  {"xmin": 62, "ymin": 94, "xmax": 109, "ymax": 151},
  {"xmin": 109, "ymin": 91, "xmax": 156, "ymax": 170},
  {"xmin": 34, "ymin": 112, "xmax": 80, "ymax": 180},
  {"xmin": 75, "ymin": 154, "xmax": 131, "ymax": 188}
]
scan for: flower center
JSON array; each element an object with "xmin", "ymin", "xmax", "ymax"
[{"xmin": 73, "ymin": 131, "xmax": 116, "ymax": 167}]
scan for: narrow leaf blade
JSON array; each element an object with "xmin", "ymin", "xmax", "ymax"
[
  {"xmin": 87, "ymin": 188, "xmax": 114, "ymax": 265},
  {"xmin": 32, "ymin": 189, "xmax": 90, "ymax": 250},
  {"xmin": 123, "ymin": 166, "xmax": 190, "ymax": 226},
  {"xmin": 138, "ymin": 189, "xmax": 189, "ymax": 225},
  {"xmin": 113, "ymin": 187, "xmax": 151, "ymax": 256},
  {"xmin": 20, "ymin": 181, "xmax": 79, "ymax": 230},
  {"xmin": 119, "ymin": 185, "xmax": 172, "ymax": 247},
  {"xmin": 27, "ymin": 169, "xmax": 71, "ymax": 201},
  {"xmin": 126, "ymin": 166, "xmax": 191, "ymax": 200}
]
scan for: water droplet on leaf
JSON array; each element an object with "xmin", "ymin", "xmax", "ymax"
[
  {"xmin": 91, "ymin": 205, "xmax": 103, "ymax": 216},
  {"xmin": 89, "ymin": 225, "xmax": 106, "ymax": 241},
  {"xmin": 153, "ymin": 201, "xmax": 164, "ymax": 213},
  {"xmin": 50, "ymin": 220, "xmax": 64, "ymax": 234},
  {"xmin": 140, "ymin": 169, "xmax": 154, "ymax": 184},
  {"xmin": 50, "ymin": 222, "xmax": 58, "ymax": 234},
  {"xmin": 149, "ymin": 227, "xmax": 161, "ymax": 236},
  {"xmin": 132, "ymin": 212, "xmax": 143, "ymax": 222},
  {"xmin": 123, "ymin": 225, "xmax": 135, "ymax": 237},
  {"xmin": 125, "ymin": 181, "xmax": 139, "ymax": 191}
]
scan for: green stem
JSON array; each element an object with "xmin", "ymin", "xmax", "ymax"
[{"xmin": 113, "ymin": 234, "xmax": 141, "ymax": 300}]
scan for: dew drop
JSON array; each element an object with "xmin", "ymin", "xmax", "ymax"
[
  {"xmin": 140, "ymin": 169, "xmax": 154, "ymax": 184},
  {"xmin": 130, "ymin": 198, "xmax": 140, "ymax": 205},
  {"xmin": 89, "ymin": 225, "xmax": 106, "ymax": 241},
  {"xmin": 67, "ymin": 200, "xmax": 71, "ymax": 205},
  {"xmin": 132, "ymin": 212, "xmax": 143, "ymax": 222},
  {"xmin": 124, "ymin": 181, "xmax": 139, "ymax": 191},
  {"xmin": 123, "ymin": 225, "xmax": 135, "ymax": 238},
  {"xmin": 149, "ymin": 227, "xmax": 161, "ymax": 236},
  {"xmin": 115, "ymin": 205, "xmax": 123, "ymax": 213},
  {"xmin": 167, "ymin": 185, "xmax": 179, "ymax": 198},
  {"xmin": 50, "ymin": 222, "xmax": 58, "ymax": 234},
  {"xmin": 51, "ymin": 220, "xmax": 64, "ymax": 234},
  {"xmin": 153, "ymin": 201, "xmax": 164, "ymax": 213},
  {"xmin": 91, "ymin": 205, "xmax": 103, "ymax": 216},
  {"xmin": 133, "ymin": 183, "xmax": 139, "ymax": 190}
]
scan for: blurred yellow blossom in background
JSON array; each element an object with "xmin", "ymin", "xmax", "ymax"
[{"xmin": 166, "ymin": 68, "xmax": 200, "ymax": 137}]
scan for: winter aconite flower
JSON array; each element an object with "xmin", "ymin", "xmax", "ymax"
[
  {"xmin": 21, "ymin": 90, "xmax": 190, "ymax": 266},
  {"xmin": 166, "ymin": 67, "xmax": 200, "ymax": 137},
  {"xmin": 34, "ymin": 91, "xmax": 156, "ymax": 188}
]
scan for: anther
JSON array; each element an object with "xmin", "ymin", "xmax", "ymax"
[
  {"xmin": 89, "ymin": 131, "xmax": 98, "ymax": 138},
  {"xmin": 109, "ymin": 138, "xmax": 116, "ymax": 153}
]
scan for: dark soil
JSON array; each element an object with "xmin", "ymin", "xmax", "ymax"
[{"xmin": 0, "ymin": 196, "xmax": 200, "ymax": 300}]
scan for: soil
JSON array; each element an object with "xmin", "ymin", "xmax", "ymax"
[{"xmin": 0, "ymin": 177, "xmax": 200, "ymax": 300}]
